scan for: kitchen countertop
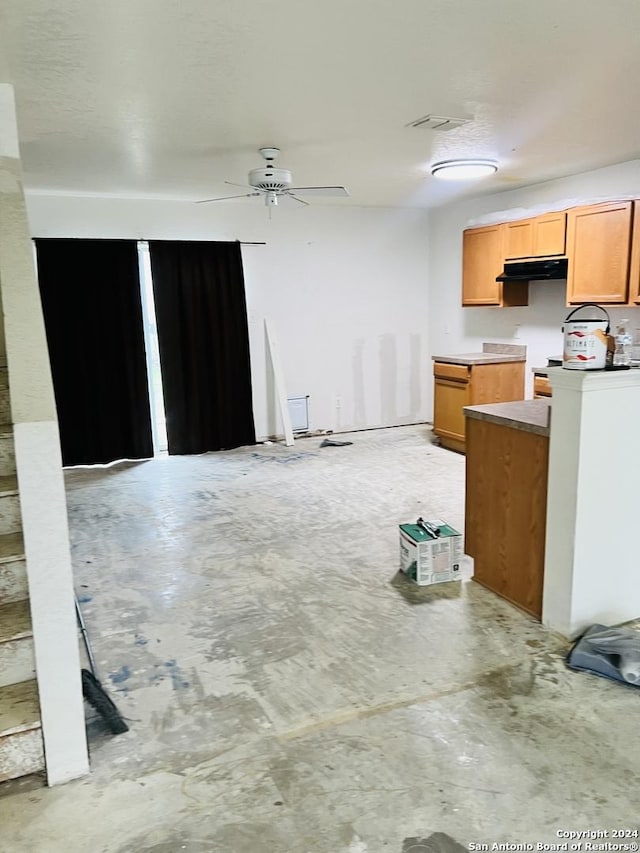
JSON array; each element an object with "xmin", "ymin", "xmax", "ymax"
[
  {"xmin": 464, "ymin": 398, "xmax": 551, "ymax": 436},
  {"xmin": 433, "ymin": 352, "xmax": 526, "ymax": 365},
  {"xmin": 432, "ymin": 341, "xmax": 526, "ymax": 366}
]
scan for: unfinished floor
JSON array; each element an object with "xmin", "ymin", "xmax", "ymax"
[{"xmin": 0, "ymin": 425, "xmax": 638, "ymax": 851}]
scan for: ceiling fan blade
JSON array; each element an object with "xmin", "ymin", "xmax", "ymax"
[
  {"xmin": 288, "ymin": 186, "xmax": 350, "ymax": 198},
  {"xmin": 196, "ymin": 192, "xmax": 261, "ymax": 204},
  {"xmin": 224, "ymin": 180, "xmax": 256, "ymax": 190},
  {"xmin": 285, "ymin": 193, "xmax": 310, "ymax": 206}
]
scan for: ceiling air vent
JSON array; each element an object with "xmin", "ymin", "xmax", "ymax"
[{"xmin": 406, "ymin": 114, "xmax": 471, "ymax": 131}]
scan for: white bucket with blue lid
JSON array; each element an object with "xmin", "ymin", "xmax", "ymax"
[{"xmin": 562, "ymin": 303, "xmax": 610, "ymax": 370}]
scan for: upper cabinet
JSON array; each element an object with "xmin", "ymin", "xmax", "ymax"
[
  {"xmin": 532, "ymin": 211, "xmax": 567, "ymax": 257},
  {"xmin": 627, "ymin": 202, "xmax": 640, "ymax": 306},
  {"xmin": 462, "ymin": 200, "xmax": 640, "ymax": 308},
  {"xmin": 566, "ymin": 201, "xmax": 633, "ymax": 304},
  {"xmin": 504, "ymin": 211, "xmax": 566, "ymax": 260},
  {"xmin": 462, "ymin": 225, "xmax": 528, "ymax": 307}
]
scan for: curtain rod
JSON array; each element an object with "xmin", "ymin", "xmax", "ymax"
[{"xmin": 33, "ymin": 238, "xmax": 267, "ymax": 246}]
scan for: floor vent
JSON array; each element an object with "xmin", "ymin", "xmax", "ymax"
[{"xmin": 288, "ymin": 396, "xmax": 309, "ymax": 432}]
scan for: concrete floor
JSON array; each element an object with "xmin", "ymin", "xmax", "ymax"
[{"xmin": 1, "ymin": 425, "xmax": 638, "ymax": 851}]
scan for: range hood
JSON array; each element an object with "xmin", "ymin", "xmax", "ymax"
[{"xmin": 496, "ymin": 258, "xmax": 568, "ymax": 282}]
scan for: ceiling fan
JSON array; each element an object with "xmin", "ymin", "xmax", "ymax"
[{"xmin": 196, "ymin": 147, "xmax": 350, "ymax": 207}]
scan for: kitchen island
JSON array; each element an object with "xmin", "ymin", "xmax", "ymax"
[{"xmin": 464, "ymin": 399, "xmax": 550, "ymax": 618}]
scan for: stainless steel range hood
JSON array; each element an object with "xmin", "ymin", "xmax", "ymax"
[{"xmin": 496, "ymin": 258, "xmax": 568, "ymax": 282}]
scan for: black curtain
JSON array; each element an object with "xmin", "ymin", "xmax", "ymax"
[
  {"xmin": 35, "ymin": 239, "xmax": 153, "ymax": 466},
  {"xmin": 148, "ymin": 240, "xmax": 255, "ymax": 455}
]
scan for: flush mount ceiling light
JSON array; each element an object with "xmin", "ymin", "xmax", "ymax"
[{"xmin": 431, "ymin": 159, "xmax": 498, "ymax": 180}]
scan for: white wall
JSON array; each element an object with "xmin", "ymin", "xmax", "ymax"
[
  {"xmin": 0, "ymin": 85, "xmax": 89, "ymax": 785},
  {"xmin": 428, "ymin": 160, "xmax": 640, "ymax": 411},
  {"xmin": 25, "ymin": 195, "xmax": 430, "ymax": 440}
]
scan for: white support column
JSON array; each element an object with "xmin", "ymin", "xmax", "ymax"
[
  {"xmin": 543, "ymin": 367, "xmax": 640, "ymax": 638},
  {"xmin": 0, "ymin": 84, "xmax": 89, "ymax": 784}
]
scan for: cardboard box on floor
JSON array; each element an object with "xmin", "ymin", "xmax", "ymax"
[{"xmin": 399, "ymin": 520, "xmax": 462, "ymax": 586}]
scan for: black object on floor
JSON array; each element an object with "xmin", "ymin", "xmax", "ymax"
[
  {"xmin": 320, "ymin": 438, "xmax": 353, "ymax": 447},
  {"xmin": 81, "ymin": 669, "xmax": 129, "ymax": 734},
  {"xmin": 75, "ymin": 594, "xmax": 129, "ymax": 735}
]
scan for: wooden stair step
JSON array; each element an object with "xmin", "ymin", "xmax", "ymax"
[
  {"xmin": 0, "ymin": 599, "xmax": 32, "ymax": 644},
  {"xmin": 0, "ymin": 532, "xmax": 24, "ymax": 564},
  {"xmin": 0, "ymin": 680, "xmax": 40, "ymax": 738},
  {"xmin": 0, "ymin": 679, "xmax": 44, "ymax": 783},
  {"xmin": 0, "ymin": 600, "xmax": 35, "ymax": 688},
  {"xmin": 0, "ymin": 475, "xmax": 18, "ymax": 497}
]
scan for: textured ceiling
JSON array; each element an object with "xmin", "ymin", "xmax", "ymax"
[{"xmin": 2, "ymin": 0, "xmax": 640, "ymax": 208}]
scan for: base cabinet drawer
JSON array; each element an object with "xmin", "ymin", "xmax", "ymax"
[
  {"xmin": 533, "ymin": 376, "xmax": 552, "ymax": 397},
  {"xmin": 433, "ymin": 362, "xmax": 470, "ymax": 382}
]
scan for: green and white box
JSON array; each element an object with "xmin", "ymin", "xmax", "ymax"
[{"xmin": 399, "ymin": 520, "xmax": 463, "ymax": 586}]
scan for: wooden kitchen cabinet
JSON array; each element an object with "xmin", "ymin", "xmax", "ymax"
[
  {"xmin": 462, "ymin": 225, "xmax": 528, "ymax": 307},
  {"xmin": 432, "ymin": 365, "xmax": 470, "ymax": 452},
  {"xmin": 533, "ymin": 375, "xmax": 552, "ymax": 398},
  {"xmin": 504, "ymin": 211, "xmax": 566, "ymax": 259},
  {"xmin": 627, "ymin": 201, "xmax": 640, "ymax": 305},
  {"xmin": 504, "ymin": 219, "xmax": 533, "ymax": 259},
  {"xmin": 465, "ymin": 416, "xmax": 549, "ymax": 618},
  {"xmin": 566, "ymin": 201, "xmax": 634, "ymax": 304},
  {"xmin": 433, "ymin": 360, "xmax": 525, "ymax": 453},
  {"xmin": 462, "ymin": 200, "xmax": 640, "ymax": 307}
]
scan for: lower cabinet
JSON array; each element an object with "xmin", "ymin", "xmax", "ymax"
[
  {"xmin": 533, "ymin": 374, "xmax": 552, "ymax": 399},
  {"xmin": 432, "ymin": 363, "xmax": 470, "ymax": 453},
  {"xmin": 465, "ymin": 417, "xmax": 549, "ymax": 618},
  {"xmin": 433, "ymin": 360, "xmax": 525, "ymax": 453}
]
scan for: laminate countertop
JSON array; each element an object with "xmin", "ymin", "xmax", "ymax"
[
  {"xmin": 433, "ymin": 353, "xmax": 526, "ymax": 366},
  {"xmin": 464, "ymin": 399, "xmax": 551, "ymax": 437}
]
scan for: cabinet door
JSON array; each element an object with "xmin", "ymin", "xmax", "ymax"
[
  {"xmin": 628, "ymin": 201, "xmax": 640, "ymax": 305},
  {"xmin": 505, "ymin": 213, "xmax": 566, "ymax": 259},
  {"xmin": 533, "ymin": 211, "xmax": 566, "ymax": 256},
  {"xmin": 566, "ymin": 202, "xmax": 633, "ymax": 304},
  {"xmin": 433, "ymin": 378, "xmax": 470, "ymax": 442},
  {"xmin": 465, "ymin": 419, "xmax": 548, "ymax": 618},
  {"xmin": 469, "ymin": 362, "xmax": 525, "ymax": 405},
  {"xmin": 504, "ymin": 220, "xmax": 533, "ymax": 259},
  {"xmin": 462, "ymin": 225, "xmax": 503, "ymax": 305}
]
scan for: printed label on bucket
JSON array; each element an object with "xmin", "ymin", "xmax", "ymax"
[{"xmin": 563, "ymin": 324, "xmax": 608, "ymax": 369}]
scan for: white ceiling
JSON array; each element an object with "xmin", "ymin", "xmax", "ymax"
[{"xmin": 3, "ymin": 0, "xmax": 640, "ymax": 209}]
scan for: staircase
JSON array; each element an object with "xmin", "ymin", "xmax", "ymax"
[{"xmin": 0, "ymin": 362, "xmax": 44, "ymax": 782}]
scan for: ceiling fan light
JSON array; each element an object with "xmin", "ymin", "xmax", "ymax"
[{"xmin": 431, "ymin": 159, "xmax": 498, "ymax": 180}]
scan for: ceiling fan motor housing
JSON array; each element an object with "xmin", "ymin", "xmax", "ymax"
[{"xmin": 248, "ymin": 167, "xmax": 292, "ymax": 192}]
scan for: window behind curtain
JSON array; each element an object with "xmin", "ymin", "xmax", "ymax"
[
  {"xmin": 148, "ymin": 240, "xmax": 255, "ymax": 454},
  {"xmin": 35, "ymin": 238, "xmax": 153, "ymax": 466}
]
